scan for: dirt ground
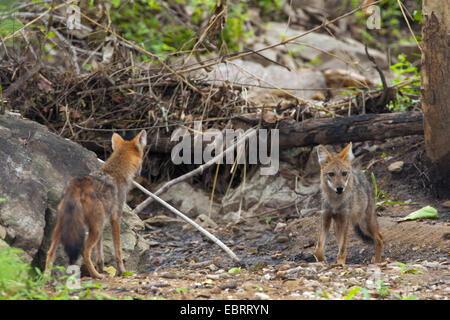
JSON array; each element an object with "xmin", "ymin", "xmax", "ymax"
[{"xmin": 74, "ymin": 136, "xmax": 449, "ymax": 300}]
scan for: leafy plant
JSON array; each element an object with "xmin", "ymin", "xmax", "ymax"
[
  {"xmin": 371, "ymin": 172, "xmax": 407, "ymax": 208},
  {"xmin": 388, "ymin": 53, "xmax": 421, "ymax": 111},
  {"xmin": 0, "ymin": 246, "xmax": 108, "ymax": 300},
  {"xmin": 394, "ymin": 262, "xmax": 422, "ymax": 275},
  {"xmin": 109, "ymin": 0, "xmax": 251, "ymax": 59},
  {"xmin": 175, "ymin": 287, "xmax": 188, "ymax": 293},
  {"xmin": 228, "ymin": 266, "xmax": 242, "ymax": 274},
  {"xmin": 342, "ymin": 286, "xmax": 371, "ymax": 300},
  {"xmin": 252, "ymin": 0, "xmax": 285, "ymax": 18}
]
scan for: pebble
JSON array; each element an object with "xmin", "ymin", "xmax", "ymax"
[
  {"xmin": 388, "ymin": 161, "xmax": 404, "ymax": 172},
  {"xmin": 208, "ymin": 264, "xmax": 218, "ymax": 272},
  {"xmin": 254, "ymin": 292, "xmax": 270, "ymax": 300},
  {"xmin": 276, "ymin": 235, "xmax": 289, "ymax": 243},
  {"xmin": 273, "ymin": 222, "xmax": 287, "ymax": 233}
]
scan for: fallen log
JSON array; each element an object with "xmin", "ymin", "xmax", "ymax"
[
  {"xmin": 278, "ymin": 111, "xmax": 423, "ymax": 148},
  {"xmin": 147, "ymin": 112, "xmax": 423, "ymax": 153}
]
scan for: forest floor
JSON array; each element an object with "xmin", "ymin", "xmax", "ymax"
[{"xmin": 73, "ymin": 136, "xmax": 449, "ymax": 300}]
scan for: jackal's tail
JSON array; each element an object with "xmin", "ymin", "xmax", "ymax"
[
  {"xmin": 59, "ymin": 190, "xmax": 85, "ymax": 264},
  {"xmin": 354, "ymin": 223, "xmax": 373, "ymax": 244}
]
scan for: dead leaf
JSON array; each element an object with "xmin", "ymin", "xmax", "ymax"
[
  {"xmin": 262, "ymin": 110, "xmax": 277, "ymax": 123},
  {"xmin": 38, "ymin": 73, "xmax": 53, "ymax": 92}
]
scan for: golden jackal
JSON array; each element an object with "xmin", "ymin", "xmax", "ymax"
[
  {"xmin": 315, "ymin": 142, "xmax": 383, "ymax": 265},
  {"xmin": 45, "ymin": 130, "xmax": 147, "ymax": 278}
]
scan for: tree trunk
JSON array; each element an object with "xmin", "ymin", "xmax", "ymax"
[{"xmin": 421, "ymin": 0, "xmax": 450, "ymax": 196}]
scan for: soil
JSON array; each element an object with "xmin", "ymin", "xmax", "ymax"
[{"xmin": 75, "ymin": 136, "xmax": 450, "ymax": 300}]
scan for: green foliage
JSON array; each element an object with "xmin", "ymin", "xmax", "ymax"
[
  {"xmin": 0, "ymin": 0, "xmax": 18, "ymax": 12},
  {"xmin": 394, "ymin": 262, "xmax": 422, "ymax": 275},
  {"xmin": 109, "ymin": 0, "xmax": 251, "ymax": 59},
  {"xmin": 228, "ymin": 266, "xmax": 242, "ymax": 274},
  {"xmin": 371, "ymin": 172, "xmax": 407, "ymax": 208},
  {"xmin": 0, "ymin": 18, "xmax": 24, "ymax": 37},
  {"xmin": 0, "ymin": 246, "xmax": 34, "ymax": 299},
  {"xmin": 388, "ymin": 53, "xmax": 421, "ymax": 111},
  {"xmin": 0, "ymin": 246, "xmax": 108, "ymax": 300},
  {"xmin": 252, "ymin": 0, "xmax": 284, "ymax": 17}
]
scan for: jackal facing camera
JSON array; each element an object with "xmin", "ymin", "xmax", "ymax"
[{"xmin": 315, "ymin": 142, "xmax": 383, "ymax": 265}]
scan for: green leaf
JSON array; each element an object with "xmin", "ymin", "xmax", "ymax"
[
  {"xmin": 399, "ymin": 206, "xmax": 438, "ymax": 222},
  {"xmin": 413, "ymin": 10, "xmax": 422, "ymax": 24},
  {"xmin": 111, "ymin": 0, "xmax": 120, "ymax": 8},
  {"xmin": 0, "ymin": 19, "xmax": 24, "ymax": 36},
  {"xmin": 175, "ymin": 287, "xmax": 188, "ymax": 293},
  {"xmin": 344, "ymin": 287, "xmax": 361, "ymax": 300},
  {"xmin": 228, "ymin": 267, "xmax": 242, "ymax": 274}
]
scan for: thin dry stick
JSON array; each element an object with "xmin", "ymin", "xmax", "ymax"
[
  {"xmin": 3, "ymin": 3, "xmax": 67, "ymax": 41},
  {"xmin": 77, "ymin": 10, "xmax": 200, "ymax": 93},
  {"xmin": 96, "ymin": 158, "xmax": 240, "ymax": 263},
  {"xmin": 396, "ymin": 0, "xmax": 422, "ymax": 53},
  {"xmin": 133, "ymin": 127, "xmax": 258, "ymax": 215},
  {"xmin": 208, "ymin": 162, "xmax": 220, "ymax": 218},
  {"xmin": 237, "ymin": 153, "xmax": 246, "ymax": 222},
  {"xmin": 131, "ymin": 178, "xmax": 240, "ymax": 263}
]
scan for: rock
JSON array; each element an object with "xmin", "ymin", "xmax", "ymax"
[
  {"xmin": 198, "ymin": 59, "xmax": 327, "ymax": 101},
  {"xmin": 0, "ymin": 225, "xmax": 6, "ymax": 240},
  {"xmin": 273, "ymin": 222, "xmax": 287, "ymax": 233},
  {"xmin": 195, "ymin": 214, "xmax": 218, "ymax": 229},
  {"xmin": 222, "ymin": 211, "xmax": 241, "ymax": 224},
  {"xmin": 388, "ymin": 161, "xmax": 404, "ymax": 173},
  {"xmin": 144, "ymin": 214, "xmax": 181, "ymax": 227},
  {"xmin": 221, "ymin": 162, "xmax": 299, "ymax": 217},
  {"xmin": 160, "ymin": 181, "xmax": 215, "ymax": 219},
  {"xmin": 254, "ymin": 292, "xmax": 270, "ymax": 300},
  {"xmin": 276, "ymin": 235, "xmax": 289, "ymax": 243},
  {"xmin": 219, "ymin": 281, "xmax": 238, "ymax": 290},
  {"xmin": 441, "ymin": 200, "xmax": 450, "ymax": 208},
  {"xmin": 263, "ymin": 22, "xmax": 388, "ymax": 76},
  {"xmin": 0, "ymin": 113, "xmax": 149, "ymax": 272}
]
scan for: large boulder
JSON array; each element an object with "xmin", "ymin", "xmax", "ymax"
[{"xmin": 0, "ymin": 113, "xmax": 149, "ymax": 273}]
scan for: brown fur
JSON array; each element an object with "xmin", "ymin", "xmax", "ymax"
[
  {"xmin": 315, "ymin": 142, "xmax": 383, "ymax": 265},
  {"xmin": 45, "ymin": 130, "xmax": 147, "ymax": 278}
]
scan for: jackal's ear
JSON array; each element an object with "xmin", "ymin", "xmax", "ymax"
[
  {"xmin": 135, "ymin": 129, "xmax": 147, "ymax": 148},
  {"xmin": 338, "ymin": 142, "xmax": 354, "ymax": 162},
  {"xmin": 111, "ymin": 133, "xmax": 124, "ymax": 151},
  {"xmin": 317, "ymin": 145, "xmax": 332, "ymax": 166}
]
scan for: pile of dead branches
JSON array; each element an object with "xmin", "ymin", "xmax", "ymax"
[{"xmin": 0, "ymin": 1, "xmax": 423, "ymax": 190}]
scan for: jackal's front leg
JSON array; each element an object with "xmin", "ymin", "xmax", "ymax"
[
  {"xmin": 334, "ymin": 215, "xmax": 350, "ymax": 266},
  {"xmin": 315, "ymin": 211, "xmax": 332, "ymax": 263}
]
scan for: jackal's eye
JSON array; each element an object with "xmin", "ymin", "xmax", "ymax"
[
  {"xmin": 327, "ymin": 172, "xmax": 335, "ymax": 178},
  {"xmin": 342, "ymin": 171, "xmax": 348, "ymax": 177}
]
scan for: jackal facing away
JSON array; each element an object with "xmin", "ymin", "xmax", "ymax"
[
  {"xmin": 315, "ymin": 142, "xmax": 383, "ymax": 265},
  {"xmin": 45, "ymin": 130, "xmax": 147, "ymax": 278}
]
